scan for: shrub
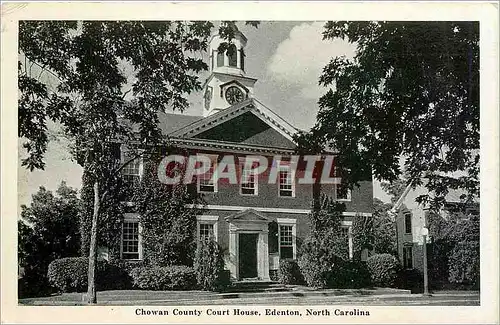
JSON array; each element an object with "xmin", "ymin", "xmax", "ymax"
[
  {"xmin": 327, "ymin": 260, "xmax": 371, "ymax": 289},
  {"xmin": 18, "ymin": 273, "xmax": 55, "ymax": 299},
  {"xmin": 130, "ymin": 265, "xmax": 197, "ymax": 290},
  {"xmin": 297, "ymin": 234, "xmax": 345, "ymax": 288},
  {"xmin": 194, "ymin": 239, "xmax": 228, "ymax": 291},
  {"xmin": 47, "ymin": 257, "xmax": 88, "ymax": 292},
  {"xmin": 98, "ymin": 260, "xmax": 133, "ymax": 290},
  {"xmin": 278, "ymin": 259, "xmax": 303, "ymax": 285},
  {"xmin": 47, "ymin": 257, "xmax": 131, "ymax": 293},
  {"xmin": 269, "ymin": 270, "xmax": 278, "ymax": 282},
  {"xmin": 396, "ymin": 268, "xmax": 423, "ymax": 293},
  {"xmin": 366, "ymin": 253, "xmax": 400, "ymax": 287},
  {"xmin": 448, "ymin": 241, "xmax": 480, "ymax": 288}
]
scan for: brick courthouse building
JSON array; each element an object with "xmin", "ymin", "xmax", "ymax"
[{"xmin": 119, "ymin": 31, "xmax": 374, "ymax": 281}]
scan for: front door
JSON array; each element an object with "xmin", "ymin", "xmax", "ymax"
[{"xmin": 238, "ymin": 233, "xmax": 258, "ymax": 279}]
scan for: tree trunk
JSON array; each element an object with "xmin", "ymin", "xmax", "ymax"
[{"xmin": 87, "ymin": 180, "xmax": 100, "ymax": 304}]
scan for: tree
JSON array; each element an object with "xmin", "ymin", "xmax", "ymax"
[
  {"xmin": 18, "ymin": 182, "xmax": 81, "ymax": 297},
  {"xmin": 18, "ymin": 21, "xmax": 258, "ymax": 303},
  {"xmin": 427, "ymin": 207, "xmax": 479, "ymax": 288},
  {"xmin": 133, "ymin": 153, "xmax": 204, "ymax": 266},
  {"xmin": 351, "ymin": 213, "xmax": 373, "ymax": 260},
  {"xmin": 302, "ymin": 22, "xmax": 479, "ymax": 210},
  {"xmin": 372, "ymin": 198, "xmax": 397, "ymax": 255},
  {"xmin": 298, "ymin": 195, "xmax": 348, "ymax": 287}
]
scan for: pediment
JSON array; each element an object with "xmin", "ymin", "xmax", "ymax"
[
  {"xmin": 219, "ymin": 80, "xmax": 250, "ymax": 94},
  {"xmin": 169, "ymin": 98, "xmax": 297, "ymax": 149},
  {"xmin": 194, "ymin": 111, "xmax": 296, "ymax": 149},
  {"xmin": 225, "ymin": 209, "xmax": 272, "ymax": 223}
]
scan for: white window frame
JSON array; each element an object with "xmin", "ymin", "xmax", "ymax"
[
  {"xmin": 121, "ymin": 146, "xmax": 143, "ymax": 185},
  {"xmin": 278, "ymin": 166, "xmax": 296, "ymax": 198},
  {"xmin": 239, "ymin": 158, "xmax": 258, "ymax": 196},
  {"xmin": 404, "ymin": 213, "xmax": 412, "ymax": 234},
  {"xmin": 120, "ymin": 213, "xmax": 143, "ymax": 260},
  {"xmin": 341, "ymin": 220, "xmax": 354, "ymax": 259},
  {"xmin": 403, "ymin": 245, "xmax": 414, "ymax": 269},
  {"xmin": 196, "ymin": 215, "xmax": 219, "ymax": 242},
  {"xmin": 277, "ymin": 218, "xmax": 296, "ymax": 260},
  {"xmin": 197, "ymin": 154, "xmax": 218, "ymax": 194}
]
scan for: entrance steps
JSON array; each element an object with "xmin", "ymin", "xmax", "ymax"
[{"xmin": 227, "ymin": 279, "xmax": 289, "ymax": 293}]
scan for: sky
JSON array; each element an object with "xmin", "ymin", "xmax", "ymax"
[{"xmin": 17, "ymin": 21, "xmax": 391, "ymax": 208}]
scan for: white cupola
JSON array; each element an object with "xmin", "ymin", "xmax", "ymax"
[
  {"xmin": 209, "ymin": 31, "xmax": 247, "ymax": 75},
  {"xmin": 203, "ymin": 30, "xmax": 258, "ymax": 117}
]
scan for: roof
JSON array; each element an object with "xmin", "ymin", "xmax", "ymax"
[
  {"xmin": 157, "ymin": 112, "xmax": 203, "ymax": 135},
  {"xmin": 169, "ymin": 98, "xmax": 298, "ymax": 143}
]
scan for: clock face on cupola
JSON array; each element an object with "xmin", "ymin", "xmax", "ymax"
[
  {"xmin": 225, "ymin": 85, "xmax": 245, "ymax": 105},
  {"xmin": 202, "ymin": 30, "xmax": 257, "ymax": 117}
]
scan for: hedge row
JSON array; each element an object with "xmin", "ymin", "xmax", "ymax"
[
  {"xmin": 278, "ymin": 254, "xmax": 408, "ymax": 290},
  {"xmin": 47, "ymin": 240, "xmax": 230, "ymax": 293},
  {"xmin": 278, "ymin": 259, "xmax": 371, "ymax": 289},
  {"xmin": 47, "ymin": 257, "xmax": 131, "ymax": 293},
  {"xmin": 130, "ymin": 266, "xmax": 197, "ymax": 290}
]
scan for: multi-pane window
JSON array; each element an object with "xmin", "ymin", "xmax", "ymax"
[
  {"xmin": 199, "ymin": 223, "xmax": 215, "ymax": 242},
  {"xmin": 122, "ymin": 157, "xmax": 140, "ymax": 189},
  {"xmin": 279, "ymin": 225, "xmax": 294, "ymax": 259},
  {"xmin": 279, "ymin": 169, "xmax": 294, "ymax": 197},
  {"xmin": 404, "ymin": 213, "xmax": 412, "ymax": 234},
  {"xmin": 198, "ymin": 157, "xmax": 217, "ymax": 193},
  {"xmin": 122, "ymin": 221, "xmax": 139, "ymax": 260},
  {"xmin": 241, "ymin": 170, "xmax": 256, "ymax": 195},
  {"xmin": 240, "ymin": 161, "xmax": 258, "ymax": 195},
  {"xmin": 403, "ymin": 246, "xmax": 413, "ymax": 269}
]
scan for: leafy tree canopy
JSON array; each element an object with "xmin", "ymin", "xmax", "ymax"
[
  {"xmin": 18, "ymin": 20, "xmax": 258, "ymax": 303},
  {"xmin": 19, "ymin": 20, "xmax": 258, "ymax": 172},
  {"xmin": 372, "ymin": 198, "xmax": 397, "ymax": 256},
  {"xmin": 19, "ymin": 182, "xmax": 81, "ymax": 294},
  {"xmin": 299, "ymin": 21, "xmax": 479, "ymax": 209}
]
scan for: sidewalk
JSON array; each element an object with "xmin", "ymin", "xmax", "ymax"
[{"xmin": 20, "ymin": 287, "xmax": 477, "ymax": 306}]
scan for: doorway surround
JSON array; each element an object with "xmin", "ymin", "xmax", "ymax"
[{"xmin": 225, "ymin": 209, "xmax": 271, "ymax": 280}]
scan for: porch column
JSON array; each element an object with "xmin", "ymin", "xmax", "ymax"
[
  {"xmin": 257, "ymin": 230, "xmax": 270, "ymax": 280},
  {"xmin": 229, "ymin": 230, "xmax": 239, "ymax": 280}
]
